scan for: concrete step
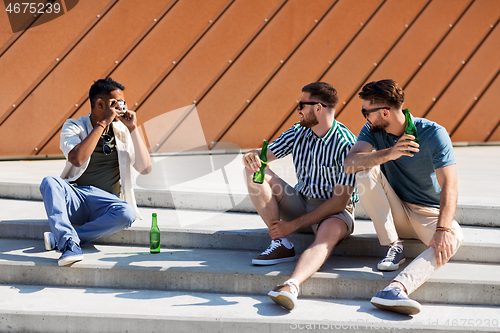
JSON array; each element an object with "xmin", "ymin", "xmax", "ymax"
[
  {"xmin": 1, "ymin": 147, "xmax": 499, "ymax": 226},
  {"xmin": 0, "ymin": 238, "xmax": 499, "ymax": 306},
  {"xmin": 0, "ymin": 149, "xmax": 497, "ymax": 332},
  {"xmin": 1, "ymin": 284, "xmax": 499, "ymax": 333},
  {"xmin": 1, "ymin": 198, "xmax": 499, "ymax": 263},
  {"xmin": 1, "ymin": 181, "xmax": 499, "ymax": 227}
]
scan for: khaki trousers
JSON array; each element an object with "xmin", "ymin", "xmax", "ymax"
[{"xmin": 356, "ymin": 166, "xmax": 463, "ymax": 294}]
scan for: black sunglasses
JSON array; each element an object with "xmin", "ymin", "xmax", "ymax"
[
  {"xmin": 297, "ymin": 101, "xmax": 327, "ymax": 110},
  {"xmin": 102, "ymin": 134, "xmax": 113, "ymax": 155},
  {"xmin": 361, "ymin": 106, "xmax": 390, "ymax": 118}
]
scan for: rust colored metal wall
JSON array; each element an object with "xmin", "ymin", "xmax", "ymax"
[
  {"xmin": 336, "ymin": 0, "xmax": 473, "ymax": 137},
  {"xmin": 222, "ymin": 0, "xmax": 385, "ymax": 147},
  {"xmin": 0, "ymin": 0, "xmax": 498, "ymax": 159}
]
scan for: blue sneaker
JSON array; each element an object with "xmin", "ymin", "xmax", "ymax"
[
  {"xmin": 377, "ymin": 244, "xmax": 405, "ymax": 271},
  {"xmin": 58, "ymin": 239, "xmax": 83, "ymax": 266},
  {"xmin": 371, "ymin": 288, "xmax": 421, "ymax": 315}
]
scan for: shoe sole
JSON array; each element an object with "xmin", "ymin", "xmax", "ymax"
[
  {"xmin": 377, "ymin": 258, "xmax": 405, "ymax": 271},
  {"xmin": 43, "ymin": 232, "xmax": 55, "ymax": 251},
  {"xmin": 370, "ymin": 296, "xmax": 421, "ymax": 315},
  {"xmin": 268, "ymin": 290, "xmax": 297, "ymax": 310},
  {"xmin": 58, "ymin": 255, "xmax": 83, "ymax": 266},
  {"xmin": 252, "ymin": 256, "xmax": 297, "ymax": 266}
]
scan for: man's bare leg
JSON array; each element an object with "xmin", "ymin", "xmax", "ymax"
[
  {"xmin": 291, "ymin": 218, "xmax": 347, "ymax": 284},
  {"xmin": 244, "ymin": 167, "xmax": 285, "ymax": 227},
  {"xmin": 245, "ymin": 167, "xmax": 296, "ymax": 266},
  {"xmin": 269, "ymin": 218, "xmax": 348, "ymax": 310}
]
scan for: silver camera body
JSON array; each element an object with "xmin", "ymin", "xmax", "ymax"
[{"xmin": 117, "ymin": 100, "xmax": 127, "ymax": 115}]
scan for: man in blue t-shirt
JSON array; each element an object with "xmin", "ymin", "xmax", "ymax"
[{"xmin": 344, "ymin": 79, "xmax": 463, "ymax": 316}]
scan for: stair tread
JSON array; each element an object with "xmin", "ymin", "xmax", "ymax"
[
  {"xmin": 0, "ymin": 284, "xmax": 499, "ymax": 333},
  {"xmin": 0, "ymin": 238, "xmax": 499, "ymax": 285},
  {"xmin": 1, "ymin": 198, "xmax": 500, "ymax": 244}
]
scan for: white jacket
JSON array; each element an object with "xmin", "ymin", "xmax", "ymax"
[{"xmin": 59, "ymin": 114, "xmax": 142, "ymax": 220}]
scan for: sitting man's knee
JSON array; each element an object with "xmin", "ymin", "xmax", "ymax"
[
  {"xmin": 452, "ymin": 224, "xmax": 464, "ymax": 250},
  {"xmin": 355, "ymin": 167, "xmax": 374, "ymax": 183},
  {"xmin": 112, "ymin": 203, "xmax": 136, "ymax": 228},
  {"xmin": 40, "ymin": 176, "xmax": 62, "ymax": 193},
  {"xmin": 316, "ymin": 219, "xmax": 348, "ymax": 245},
  {"xmin": 122, "ymin": 204, "xmax": 136, "ymax": 228}
]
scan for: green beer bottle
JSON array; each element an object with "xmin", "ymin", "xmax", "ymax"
[
  {"xmin": 403, "ymin": 108, "xmax": 419, "ymax": 144},
  {"xmin": 253, "ymin": 140, "xmax": 268, "ymax": 184},
  {"xmin": 150, "ymin": 213, "xmax": 160, "ymax": 253}
]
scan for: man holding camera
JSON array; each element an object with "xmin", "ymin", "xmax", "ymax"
[{"xmin": 40, "ymin": 77, "xmax": 151, "ymax": 266}]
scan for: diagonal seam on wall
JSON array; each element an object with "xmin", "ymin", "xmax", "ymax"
[
  {"xmin": 212, "ymin": 0, "xmax": 339, "ymax": 148},
  {"xmin": 268, "ymin": 0, "xmax": 387, "ymax": 141},
  {"xmin": 34, "ymin": 0, "xmax": 181, "ymax": 156},
  {"xmin": 402, "ymin": 0, "xmax": 475, "ymax": 95},
  {"xmin": 334, "ymin": 0, "xmax": 432, "ymax": 119},
  {"xmin": 0, "ymin": 0, "xmax": 119, "ymax": 128},
  {"xmin": 455, "ymin": 67, "xmax": 500, "ymax": 139},
  {"xmin": 422, "ymin": 15, "xmax": 500, "ymax": 123},
  {"xmin": 0, "ymin": 0, "xmax": 55, "ymax": 57},
  {"xmin": 152, "ymin": 0, "xmax": 290, "ymax": 152}
]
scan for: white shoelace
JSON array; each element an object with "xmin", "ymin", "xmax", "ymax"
[
  {"xmin": 261, "ymin": 239, "xmax": 282, "ymax": 255},
  {"xmin": 381, "ymin": 244, "xmax": 403, "ymax": 262}
]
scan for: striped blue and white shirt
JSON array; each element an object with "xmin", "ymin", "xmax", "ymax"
[{"xmin": 269, "ymin": 120, "xmax": 358, "ymax": 202}]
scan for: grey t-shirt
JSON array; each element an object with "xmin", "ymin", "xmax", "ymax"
[{"xmin": 73, "ymin": 125, "xmax": 121, "ymax": 195}]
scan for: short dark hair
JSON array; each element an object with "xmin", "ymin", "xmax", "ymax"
[
  {"xmin": 302, "ymin": 82, "xmax": 339, "ymax": 109},
  {"xmin": 89, "ymin": 77, "xmax": 125, "ymax": 109},
  {"xmin": 358, "ymin": 79, "xmax": 405, "ymax": 108}
]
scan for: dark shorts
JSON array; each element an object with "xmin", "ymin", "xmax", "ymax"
[{"xmin": 277, "ymin": 181, "xmax": 354, "ymax": 241}]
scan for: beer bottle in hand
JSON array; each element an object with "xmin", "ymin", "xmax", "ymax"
[
  {"xmin": 253, "ymin": 140, "xmax": 268, "ymax": 184},
  {"xmin": 403, "ymin": 109, "xmax": 419, "ymax": 144}
]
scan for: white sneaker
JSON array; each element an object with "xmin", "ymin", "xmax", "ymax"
[
  {"xmin": 44, "ymin": 232, "xmax": 56, "ymax": 251},
  {"xmin": 268, "ymin": 279, "xmax": 299, "ymax": 310}
]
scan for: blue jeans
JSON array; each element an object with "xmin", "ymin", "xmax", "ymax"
[{"xmin": 40, "ymin": 176, "xmax": 135, "ymax": 250}]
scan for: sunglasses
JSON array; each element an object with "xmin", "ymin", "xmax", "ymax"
[
  {"xmin": 102, "ymin": 134, "xmax": 113, "ymax": 155},
  {"xmin": 361, "ymin": 106, "xmax": 390, "ymax": 118},
  {"xmin": 297, "ymin": 101, "xmax": 327, "ymax": 110}
]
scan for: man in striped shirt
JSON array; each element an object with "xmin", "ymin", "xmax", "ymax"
[{"xmin": 243, "ymin": 82, "xmax": 357, "ymax": 311}]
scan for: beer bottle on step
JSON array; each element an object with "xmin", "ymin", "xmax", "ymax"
[{"xmin": 150, "ymin": 213, "xmax": 160, "ymax": 253}]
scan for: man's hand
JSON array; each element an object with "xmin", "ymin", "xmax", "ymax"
[
  {"xmin": 243, "ymin": 150, "xmax": 262, "ymax": 173},
  {"xmin": 268, "ymin": 219, "xmax": 297, "ymax": 240},
  {"xmin": 117, "ymin": 110, "xmax": 138, "ymax": 133},
  {"xmin": 98, "ymin": 102, "xmax": 120, "ymax": 128},
  {"xmin": 431, "ymin": 165, "xmax": 458, "ymax": 266},
  {"xmin": 388, "ymin": 135, "xmax": 420, "ymax": 160},
  {"xmin": 120, "ymin": 108, "xmax": 151, "ymax": 175},
  {"xmin": 428, "ymin": 230, "xmax": 456, "ymax": 266}
]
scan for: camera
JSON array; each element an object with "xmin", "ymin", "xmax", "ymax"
[{"xmin": 116, "ymin": 100, "xmax": 127, "ymax": 115}]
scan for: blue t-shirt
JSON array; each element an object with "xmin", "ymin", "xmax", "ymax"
[{"xmin": 357, "ymin": 114, "xmax": 455, "ymax": 207}]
